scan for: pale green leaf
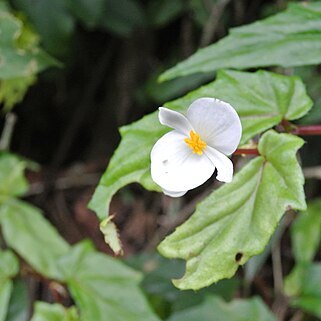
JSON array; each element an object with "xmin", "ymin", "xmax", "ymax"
[
  {"xmin": 0, "ymin": 250, "xmax": 19, "ymax": 321},
  {"xmin": 58, "ymin": 241, "xmax": 161, "ymax": 321},
  {"xmin": 30, "ymin": 302, "xmax": 80, "ymax": 321},
  {"xmin": 0, "ymin": 153, "xmax": 28, "ymax": 198},
  {"xmin": 99, "ymin": 216, "xmax": 123, "ymax": 255},
  {"xmin": 89, "ymin": 70, "xmax": 311, "ymax": 221},
  {"xmin": 160, "ymin": 2, "xmax": 321, "ymax": 81},
  {"xmin": 158, "ymin": 130, "xmax": 305, "ymax": 289},
  {"xmin": 168, "ymin": 296, "xmax": 276, "ymax": 321},
  {"xmin": 0, "ymin": 199, "xmax": 70, "ymax": 279}
]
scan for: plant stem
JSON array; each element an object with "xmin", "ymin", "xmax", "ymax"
[
  {"xmin": 0, "ymin": 113, "xmax": 16, "ymax": 151},
  {"xmin": 234, "ymin": 148, "xmax": 259, "ymax": 155},
  {"xmin": 292, "ymin": 125, "xmax": 321, "ymax": 135}
]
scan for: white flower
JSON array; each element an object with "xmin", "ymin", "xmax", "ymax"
[{"xmin": 150, "ymin": 97, "xmax": 242, "ymax": 197}]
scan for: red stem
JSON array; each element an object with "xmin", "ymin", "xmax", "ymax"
[
  {"xmin": 292, "ymin": 125, "xmax": 321, "ymax": 136},
  {"xmin": 233, "ymin": 124, "xmax": 321, "ymax": 157},
  {"xmin": 234, "ymin": 148, "xmax": 259, "ymax": 156}
]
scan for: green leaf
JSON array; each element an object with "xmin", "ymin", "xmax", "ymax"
[
  {"xmin": 6, "ymin": 279, "xmax": 29, "ymax": 321},
  {"xmin": 30, "ymin": 302, "xmax": 80, "ymax": 321},
  {"xmin": 160, "ymin": 2, "xmax": 321, "ymax": 81},
  {"xmin": 0, "ymin": 199, "xmax": 70, "ymax": 279},
  {"xmin": 206, "ymin": 70, "xmax": 312, "ymax": 144},
  {"xmin": 146, "ymin": 0, "xmax": 185, "ymax": 27},
  {"xmin": 0, "ymin": 5, "xmax": 58, "ymax": 78},
  {"xmin": 0, "ymin": 250, "xmax": 19, "ymax": 321},
  {"xmin": 167, "ymin": 296, "xmax": 276, "ymax": 321},
  {"xmin": 66, "ymin": 0, "xmax": 105, "ymax": 29},
  {"xmin": 101, "ymin": 0, "xmax": 145, "ymax": 37},
  {"xmin": 58, "ymin": 241, "xmax": 161, "ymax": 321},
  {"xmin": 0, "ymin": 153, "xmax": 28, "ymax": 198},
  {"xmin": 89, "ymin": 70, "xmax": 311, "ymax": 221},
  {"xmin": 158, "ymin": 130, "xmax": 305, "ymax": 290},
  {"xmin": 12, "ymin": 0, "xmax": 75, "ymax": 57},
  {"xmin": 291, "ymin": 199, "xmax": 321, "ymax": 263},
  {"xmin": 285, "ymin": 263, "xmax": 321, "ymax": 318},
  {"xmin": 126, "ymin": 253, "xmax": 238, "ymax": 314}
]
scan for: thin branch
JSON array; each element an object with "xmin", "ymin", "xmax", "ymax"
[
  {"xmin": 200, "ymin": 0, "xmax": 232, "ymax": 47},
  {"xmin": 0, "ymin": 113, "xmax": 16, "ymax": 151},
  {"xmin": 303, "ymin": 166, "xmax": 321, "ymax": 180}
]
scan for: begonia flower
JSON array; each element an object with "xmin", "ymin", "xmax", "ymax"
[{"xmin": 150, "ymin": 97, "xmax": 242, "ymax": 197}]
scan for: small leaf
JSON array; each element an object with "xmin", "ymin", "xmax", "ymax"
[
  {"xmin": 89, "ymin": 69, "xmax": 311, "ymax": 223},
  {"xmin": 0, "ymin": 5, "xmax": 58, "ymax": 78},
  {"xmin": 30, "ymin": 302, "xmax": 80, "ymax": 321},
  {"xmin": 285, "ymin": 263, "xmax": 321, "ymax": 318},
  {"xmin": 158, "ymin": 130, "xmax": 305, "ymax": 289},
  {"xmin": 0, "ymin": 153, "xmax": 28, "ymax": 198},
  {"xmin": 291, "ymin": 199, "xmax": 321, "ymax": 263},
  {"xmin": 0, "ymin": 250, "xmax": 19, "ymax": 321},
  {"xmin": 167, "ymin": 296, "xmax": 276, "ymax": 321},
  {"xmin": 0, "ymin": 199, "xmax": 70, "ymax": 279},
  {"xmin": 58, "ymin": 241, "xmax": 161, "ymax": 321},
  {"xmin": 160, "ymin": 2, "xmax": 321, "ymax": 81},
  {"xmin": 100, "ymin": 216, "xmax": 123, "ymax": 255}
]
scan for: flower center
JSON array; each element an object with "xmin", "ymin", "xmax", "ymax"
[{"xmin": 184, "ymin": 130, "xmax": 207, "ymax": 155}]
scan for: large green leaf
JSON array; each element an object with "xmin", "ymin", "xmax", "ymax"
[
  {"xmin": 0, "ymin": 250, "xmax": 19, "ymax": 321},
  {"xmin": 0, "ymin": 199, "xmax": 70, "ymax": 279},
  {"xmin": 160, "ymin": 2, "xmax": 321, "ymax": 81},
  {"xmin": 30, "ymin": 302, "xmax": 80, "ymax": 321},
  {"xmin": 291, "ymin": 199, "xmax": 321, "ymax": 263},
  {"xmin": 167, "ymin": 296, "xmax": 276, "ymax": 321},
  {"xmin": 58, "ymin": 241, "xmax": 161, "ymax": 321},
  {"xmin": 158, "ymin": 130, "xmax": 305, "ymax": 289},
  {"xmin": 89, "ymin": 70, "xmax": 311, "ymax": 220}
]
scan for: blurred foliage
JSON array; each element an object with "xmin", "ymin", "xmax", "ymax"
[{"xmin": 1, "ymin": 0, "xmax": 321, "ymax": 320}]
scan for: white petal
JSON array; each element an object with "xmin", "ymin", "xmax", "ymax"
[
  {"xmin": 163, "ymin": 189, "xmax": 187, "ymax": 197},
  {"xmin": 151, "ymin": 131, "xmax": 215, "ymax": 192},
  {"xmin": 187, "ymin": 97, "xmax": 242, "ymax": 155},
  {"xmin": 205, "ymin": 146, "xmax": 234, "ymax": 183},
  {"xmin": 159, "ymin": 107, "xmax": 193, "ymax": 136}
]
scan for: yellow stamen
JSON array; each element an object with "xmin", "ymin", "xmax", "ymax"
[{"xmin": 184, "ymin": 130, "xmax": 207, "ymax": 155}]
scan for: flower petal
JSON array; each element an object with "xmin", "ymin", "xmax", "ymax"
[
  {"xmin": 151, "ymin": 131, "xmax": 215, "ymax": 192},
  {"xmin": 159, "ymin": 107, "xmax": 193, "ymax": 135},
  {"xmin": 163, "ymin": 189, "xmax": 187, "ymax": 197},
  {"xmin": 205, "ymin": 146, "xmax": 233, "ymax": 183},
  {"xmin": 187, "ymin": 97, "xmax": 242, "ymax": 155}
]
